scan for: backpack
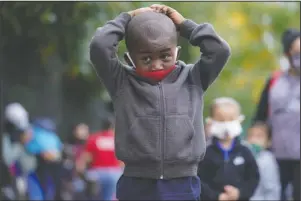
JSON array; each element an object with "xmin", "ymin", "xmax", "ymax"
[{"xmin": 268, "ymin": 71, "xmax": 283, "ymax": 90}]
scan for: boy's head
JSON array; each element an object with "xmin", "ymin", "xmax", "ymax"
[
  {"xmin": 125, "ymin": 11, "xmax": 179, "ymax": 81},
  {"xmin": 207, "ymin": 97, "xmax": 244, "ymax": 141},
  {"xmin": 247, "ymin": 122, "xmax": 271, "ymax": 149}
]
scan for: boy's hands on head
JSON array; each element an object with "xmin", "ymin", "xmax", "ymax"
[
  {"xmin": 128, "ymin": 7, "xmax": 154, "ymax": 17},
  {"xmin": 150, "ymin": 4, "xmax": 185, "ymax": 27}
]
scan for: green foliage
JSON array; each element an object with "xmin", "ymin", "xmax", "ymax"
[
  {"xmin": 2, "ymin": 2, "xmax": 300, "ymax": 131},
  {"xmin": 163, "ymin": 2, "xmax": 300, "ymax": 130}
]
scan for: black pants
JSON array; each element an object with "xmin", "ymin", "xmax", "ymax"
[{"xmin": 277, "ymin": 159, "xmax": 300, "ymax": 201}]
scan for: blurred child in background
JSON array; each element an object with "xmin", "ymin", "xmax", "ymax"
[
  {"xmin": 247, "ymin": 122, "xmax": 281, "ymax": 200},
  {"xmin": 198, "ymin": 97, "xmax": 259, "ymax": 201},
  {"xmin": 62, "ymin": 123, "xmax": 90, "ymax": 200}
]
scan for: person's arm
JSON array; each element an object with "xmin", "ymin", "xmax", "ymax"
[
  {"xmin": 179, "ymin": 21, "xmax": 231, "ymax": 91},
  {"xmin": 238, "ymin": 148, "xmax": 260, "ymax": 200},
  {"xmin": 201, "ymin": 182, "xmax": 225, "ymax": 200},
  {"xmin": 198, "ymin": 155, "xmax": 223, "ymax": 200},
  {"xmin": 76, "ymin": 138, "xmax": 94, "ymax": 173},
  {"xmin": 89, "ymin": 13, "xmax": 131, "ymax": 98},
  {"xmin": 76, "ymin": 151, "xmax": 92, "ymax": 173},
  {"xmin": 2, "ymin": 135, "xmax": 23, "ymax": 166},
  {"xmin": 252, "ymin": 77, "xmax": 271, "ymax": 124},
  {"xmin": 261, "ymin": 152, "xmax": 281, "ymax": 200}
]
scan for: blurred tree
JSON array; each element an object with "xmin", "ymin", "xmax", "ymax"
[
  {"xmin": 0, "ymin": 2, "xmax": 145, "ymax": 134},
  {"xmin": 163, "ymin": 2, "xmax": 300, "ymax": 134},
  {"xmin": 1, "ymin": 2, "xmax": 299, "ymax": 136}
]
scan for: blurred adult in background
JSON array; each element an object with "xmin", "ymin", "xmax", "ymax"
[
  {"xmin": 25, "ymin": 117, "xmax": 63, "ymax": 200},
  {"xmin": 1, "ymin": 103, "xmax": 35, "ymax": 200},
  {"xmin": 77, "ymin": 117, "xmax": 123, "ymax": 201},
  {"xmin": 62, "ymin": 123, "xmax": 90, "ymax": 200},
  {"xmin": 253, "ymin": 28, "xmax": 300, "ymax": 201}
]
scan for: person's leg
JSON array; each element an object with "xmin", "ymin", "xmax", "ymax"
[
  {"xmin": 292, "ymin": 160, "xmax": 300, "ymax": 201},
  {"xmin": 117, "ymin": 175, "xmax": 201, "ymax": 201},
  {"xmin": 108, "ymin": 169, "xmax": 122, "ymax": 200},
  {"xmin": 98, "ymin": 169, "xmax": 122, "ymax": 201},
  {"xmin": 27, "ymin": 172, "xmax": 44, "ymax": 200},
  {"xmin": 116, "ymin": 175, "xmax": 159, "ymax": 200},
  {"xmin": 278, "ymin": 160, "xmax": 294, "ymax": 200},
  {"xmin": 158, "ymin": 176, "xmax": 201, "ymax": 201}
]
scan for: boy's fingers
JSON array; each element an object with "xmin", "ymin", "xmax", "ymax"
[
  {"xmin": 142, "ymin": 7, "xmax": 153, "ymax": 11},
  {"xmin": 224, "ymin": 185, "xmax": 232, "ymax": 192},
  {"xmin": 150, "ymin": 4, "xmax": 162, "ymax": 8},
  {"xmin": 161, "ymin": 7, "xmax": 168, "ymax": 14},
  {"xmin": 140, "ymin": 7, "xmax": 154, "ymax": 13}
]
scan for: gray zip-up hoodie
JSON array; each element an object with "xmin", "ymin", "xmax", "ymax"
[
  {"xmin": 251, "ymin": 150, "xmax": 281, "ymax": 200},
  {"xmin": 89, "ymin": 12, "xmax": 231, "ymax": 179}
]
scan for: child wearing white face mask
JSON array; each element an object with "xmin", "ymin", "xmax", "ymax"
[{"xmin": 198, "ymin": 97, "xmax": 260, "ymax": 201}]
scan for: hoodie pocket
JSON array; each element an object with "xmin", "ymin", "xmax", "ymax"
[
  {"xmin": 164, "ymin": 115, "xmax": 195, "ymax": 162},
  {"xmin": 125, "ymin": 117, "xmax": 161, "ymax": 162}
]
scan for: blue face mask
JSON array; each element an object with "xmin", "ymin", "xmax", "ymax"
[{"xmin": 291, "ymin": 54, "xmax": 300, "ymax": 71}]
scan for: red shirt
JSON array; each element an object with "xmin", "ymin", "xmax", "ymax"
[{"xmin": 85, "ymin": 129, "xmax": 120, "ymax": 168}]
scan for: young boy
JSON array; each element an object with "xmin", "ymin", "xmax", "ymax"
[
  {"xmin": 247, "ymin": 122, "xmax": 281, "ymax": 200},
  {"xmin": 198, "ymin": 97, "xmax": 259, "ymax": 201},
  {"xmin": 89, "ymin": 4, "xmax": 230, "ymax": 200}
]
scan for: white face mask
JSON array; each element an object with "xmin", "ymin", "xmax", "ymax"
[{"xmin": 208, "ymin": 118, "xmax": 243, "ymax": 140}]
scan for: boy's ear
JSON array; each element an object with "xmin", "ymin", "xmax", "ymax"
[{"xmin": 124, "ymin": 52, "xmax": 134, "ymax": 67}]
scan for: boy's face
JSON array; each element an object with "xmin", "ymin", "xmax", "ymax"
[
  {"xmin": 75, "ymin": 123, "xmax": 89, "ymax": 141},
  {"xmin": 125, "ymin": 11, "xmax": 178, "ymax": 77},
  {"xmin": 212, "ymin": 104, "xmax": 240, "ymax": 122},
  {"xmin": 129, "ymin": 44, "xmax": 178, "ymax": 72},
  {"xmin": 247, "ymin": 126, "xmax": 269, "ymax": 148},
  {"xmin": 126, "ymin": 40, "xmax": 179, "ymax": 72},
  {"xmin": 209, "ymin": 103, "xmax": 242, "ymax": 140}
]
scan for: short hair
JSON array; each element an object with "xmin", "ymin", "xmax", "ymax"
[
  {"xmin": 282, "ymin": 28, "xmax": 300, "ymax": 53},
  {"xmin": 249, "ymin": 121, "xmax": 272, "ymax": 140},
  {"xmin": 125, "ymin": 11, "xmax": 178, "ymax": 53},
  {"xmin": 209, "ymin": 97, "xmax": 241, "ymax": 116}
]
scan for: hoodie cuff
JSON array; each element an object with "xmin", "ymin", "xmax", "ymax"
[
  {"xmin": 114, "ymin": 12, "xmax": 132, "ymax": 28},
  {"xmin": 179, "ymin": 19, "xmax": 198, "ymax": 40}
]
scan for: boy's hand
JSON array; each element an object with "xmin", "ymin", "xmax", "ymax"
[
  {"xmin": 128, "ymin": 7, "xmax": 154, "ymax": 17},
  {"xmin": 224, "ymin": 185, "xmax": 240, "ymax": 201},
  {"xmin": 218, "ymin": 193, "xmax": 230, "ymax": 201},
  {"xmin": 150, "ymin": 4, "xmax": 185, "ymax": 26}
]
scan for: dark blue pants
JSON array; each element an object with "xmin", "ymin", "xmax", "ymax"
[{"xmin": 116, "ymin": 175, "xmax": 201, "ymax": 200}]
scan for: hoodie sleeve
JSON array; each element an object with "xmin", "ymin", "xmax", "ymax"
[
  {"xmin": 89, "ymin": 13, "xmax": 131, "ymax": 98},
  {"xmin": 179, "ymin": 20, "xmax": 231, "ymax": 92},
  {"xmin": 261, "ymin": 152, "xmax": 281, "ymax": 200},
  {"xmin": 238, "ymin": 147, "xmax": 260, "ymax": 200}
]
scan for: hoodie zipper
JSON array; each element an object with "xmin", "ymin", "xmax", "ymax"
[{"xmin": 159, "ymin": 83, "xmax": 165, "ymax": 179}]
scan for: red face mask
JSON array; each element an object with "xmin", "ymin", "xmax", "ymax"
[{"xmin": 136, "ymin": 65, "xmax": 176, "ymax": 82}]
